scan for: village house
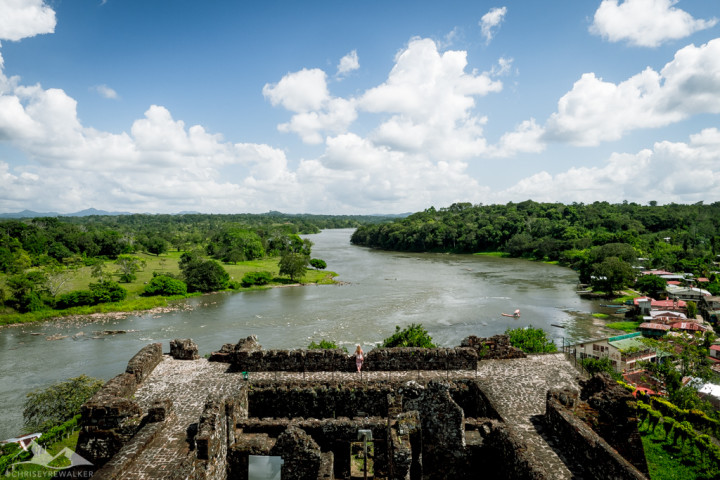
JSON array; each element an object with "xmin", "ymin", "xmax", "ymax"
[{"xmin": 571, "ymin": 332, "xmax": 664, "ymax": 373}]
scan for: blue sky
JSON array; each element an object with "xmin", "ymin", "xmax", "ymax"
[{"xmin": 0, "ymin": 0, "xmax": 719, "ymax": 214}]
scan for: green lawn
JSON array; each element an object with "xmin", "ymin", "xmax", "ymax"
[{"xmin": 0, "ymin": 252, "xmax": 338, "ymax": 326}]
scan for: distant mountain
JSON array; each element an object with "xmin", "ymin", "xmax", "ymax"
[
  {"xmin": 61, "ymin": 208, "xmax": 133, "ymax": 217},
  {"xmin": 0, "ymin": 208, "xmax": 131, "ymax": 219},
  {"xmin": 0, "ymin": 209, "xmax": 408, "ymax": 219}
]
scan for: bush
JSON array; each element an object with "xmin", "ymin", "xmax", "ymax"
[
  {"xmin": 56, "ymin": 290, "xmax": 96, "ymax": 309},
  {"xmin": 309, "ymin": 258, "xmax": 327, "ymax": 270},
  {"xmin": 308, "ymin": 339, "xmax": 343, "ymax": 350},
  {"xmin": 143, "ymin": 275, "xmax": 187, "ymax": 296},
  {"xmin": 382, "ymin": 324, "xmax": 436, "ymax": 348},
  {"xmin": 89, "ymin": 280, "xmax": 127, "ymax": 303},
  {"xmin": 241, "ymin": 271, "xmax": 273, "ymax": 287},
  {"xmin": 505, "ymin": 326, "xmax": 557, "ymax": 353}
]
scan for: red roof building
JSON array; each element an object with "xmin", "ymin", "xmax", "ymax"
[
  {"xmin": 710, "ymin": 345, "xmax": 720, "ymax": 360},
  {"xmin": 670, "ymin": 321, "xmax": 710, "ymax": 333}
]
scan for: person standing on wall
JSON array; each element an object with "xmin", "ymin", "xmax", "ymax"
[{"xmin": 355, "ymin": 344, "xmax": 364, "ymax": 372}]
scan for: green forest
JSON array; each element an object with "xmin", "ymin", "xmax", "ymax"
[
  {"xmin": 0, "ymin": 212, "xmax": 392, "ymax": 322},
  {"xmin": 351, "ymin": 201, "xmax": 720, "ymax": 295}
]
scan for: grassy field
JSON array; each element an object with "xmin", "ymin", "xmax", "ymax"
[
  {"xmin": 0, "ymin": 252, "xmax": 337, "ymax": 326},
  {"xmin": 606, "ymin": 321, "xmax": 642, "ymax": 333}
]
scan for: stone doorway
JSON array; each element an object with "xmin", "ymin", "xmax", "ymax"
[{"xmin": 350, "ymin": 441, "xmax": 374, "ymax": 479}]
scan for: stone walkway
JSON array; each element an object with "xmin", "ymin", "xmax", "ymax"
[
  {"xmin": 121, "ymin": 354, "xmax": 583, "ymax": 479},
  {"xmin": 123, "ymin": 358, "xmax": 242, "ymax": 479},
  {"xmin": 476, "ymin": 353, "xmax": 584, "ymax": 479}
]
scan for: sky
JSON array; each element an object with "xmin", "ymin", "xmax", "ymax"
[{"xmin": 0, "ymin": 0, "xmax": 719, "ymax": 215}]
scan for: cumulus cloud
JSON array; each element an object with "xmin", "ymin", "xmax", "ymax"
[
  {"xmin": 590, "ymin": 0, "xmax": 718, "ymax": 47},
  {"xmin": 0, "ymin": 0, "xmax": 55, "ymax": 42},
  {"xmin": 543, "ymin": 38, "xmax": 720, "ymax": 145},
  {"xmin": 0, "ymin": 54, "xmax": 305, "ymax": 213},
  {"xmin": 479, "ymin": 7, "xmax": 507, "ymax": 44},
  {"xmin": 263, "ymin": 68, "xmax": 356, "ymax": 144},
  {"xmin": 499, "ymin": 128, "xmax": 720, "ymax": 204},
  {"xmin": 262, "ymin": 68, "xmax": 329, "ymax": 112},
  {"xmin": 336, "ymin": 50, "xmax": 359, "ymax": 77},
  {"xmin": 93, "ymin": 84, "xmax": 118, "ymax": 99},
  {"xmin": 488, "ymin": 119, "xmax": 545, "ymax": 157},
  {"xmin": 359, "ymin": 38, "xmax": 501, "ymax": 158}
]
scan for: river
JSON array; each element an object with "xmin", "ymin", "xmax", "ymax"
[{"xmin": 0, "ymin": 228, "xmax": 617, "ymax": 438}]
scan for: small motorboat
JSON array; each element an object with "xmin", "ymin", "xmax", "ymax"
[{"xmin": 501, "ymin": 309, "xmax": 521, "ymax": 318}]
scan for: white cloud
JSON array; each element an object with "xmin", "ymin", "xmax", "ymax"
[
  {"xmin": 263, "ymin": 68, "xmax": 356, "ymax": 144},
  {"xmin": 437, "ymin": 27, "xmax": 462, "ymax": 50},
  {"xmin": 262, "ymin": 68, "xmax": 329, "ymax": 112},
  {"xmin": 0, "ymin": 0, "xmax": 56, "ymax": 42},
  {"xmin": 543, "ymin": 38, "xmax": 720, "ymax": 146},
  {"xmin": 499, "ymin": 128, "xmax": 720, "ymax": 204},
  {"xmin": 93, "ymin": 84, "xmax": 118, "ymax": 99},
  {"xmin": 479, "ymin": 7, "xmax": 507, "ymax": 44},
  {"xmin": 488, "ymin": 119, "xmax": 545, "ymax": 157},
  {"xmin": 336, "ymin": 50, "xmax": 359, "ymax": 77},
  {"xmin": 590, "ymin": 0, "xmax": 718, "ymax": 47},
  {"xmin": 359, "ymin": 38, "xmax": 501, "ymax": 158}
]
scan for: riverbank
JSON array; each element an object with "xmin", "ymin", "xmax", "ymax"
[{"xmin": 0, "ymin": 266, "xmax": 338, "ymax": 328}]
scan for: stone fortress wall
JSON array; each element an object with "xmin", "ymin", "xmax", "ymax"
[{"xmin": 72, "ymin": 335, "xmax": 649, "ymax": 480}]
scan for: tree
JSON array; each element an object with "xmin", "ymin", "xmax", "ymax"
[
  {"xmin": 382, "ymin": 324, "xmax": 437, "ymax": 348},
  {"xmin": 309, "ymin": 258, "xmax": 327, "ymax": 270},
  {"xmin": 505, "ymin": 326, "xmax": 557, "ymax": 353},
  {"xmin": 686, "ymin": 300, "xmax": 698, "ymax": 319},
  {"xmin": 179, "ymin": 251, "xmax": 230, "ymax": 292},
  {"xmin": 44, "ymin": 264, "xmax": 75, "ymax": 298},
  {"xmin": 278, "ymin": 253, "xmax": 309, "ymax": 282},
  {"xmin": 7, "ymin": 271, "xmax": 48, "ymax": 312},
  {"xmin": 635, "ymin": 274, "xmax": 667, "ymax": 296},
  {"xmin": 591, "ymin": 257, "xmax": 635, "ymax": 294},
  {"xmin": 145, "ymin": 237, "xmax": 168, "ymax": 256},
  {"xmin": 23, "ymin": 375, "xmax": 104, "ymax": 432},
  {"xmin": 115, "ymin": 255, "xmax": 146, "ymax": 283}
]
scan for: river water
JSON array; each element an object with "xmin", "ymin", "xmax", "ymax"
[{"xmin": 0, "ymin": 228, "xmax": 617, "ymax": 438}]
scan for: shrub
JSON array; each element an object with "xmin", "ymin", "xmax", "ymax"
[
  {"xmin": 143, "ymin": 275, "xmax": 187, "ymax": 296},
  {"xmin": 56, "ymin": 290, "xmax": 96, "ymax": 309},
  {"xmin": 89, "ymin": 280, "xmax": 127, "ymax": 303},
  {"xmin": 241, "ymin": 271, "xmax": 273, "ymax": 287},
  {"xmin": 309, "ymin": 258, "xmax": 327, "ymax": 270},
  {"xmin": 505, "ymin": 326, "xmax": 557, "ymax": 353},
  {"xmin": 309, "ymin": 339, "xmax": 338, "ymax": 349},
  {"xmin": 382, "ymin": 324, "xmax": 436, "ymax": 348}
]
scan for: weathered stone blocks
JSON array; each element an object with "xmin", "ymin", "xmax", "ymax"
[{"xmin": 170, "ymin": 338, "xmax": 200, "ymax": 360}]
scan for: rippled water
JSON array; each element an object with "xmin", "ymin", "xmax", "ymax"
[{"xmin": 0, "ymin": 229, "xmax": 616, "ymax": 438}]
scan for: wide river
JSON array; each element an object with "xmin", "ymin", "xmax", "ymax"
[{"xmin": 0, "ymin": 229, "xmax": 617, "ymax": 438}]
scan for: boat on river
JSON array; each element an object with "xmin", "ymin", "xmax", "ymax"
[{"xmin": 501, "ymin": 309, "xmax": 521, "ymax": 318}]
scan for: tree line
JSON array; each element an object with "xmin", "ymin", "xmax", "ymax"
[
  {"xmin": 351, "ymin": 201, "xmax": 720, "ymax": 295},
  {"xmin": 0, "ymin": 212, "xmax": 392, "ymax": 315}
]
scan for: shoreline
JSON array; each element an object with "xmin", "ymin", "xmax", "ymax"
[{"xmin": 0, "ymin": 279, "xmax": 346, "ymax": 330}]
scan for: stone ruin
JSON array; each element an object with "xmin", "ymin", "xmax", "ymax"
[{"xmin": 71, "ymin": 335, "xmax": 649, "ymax": 480}]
